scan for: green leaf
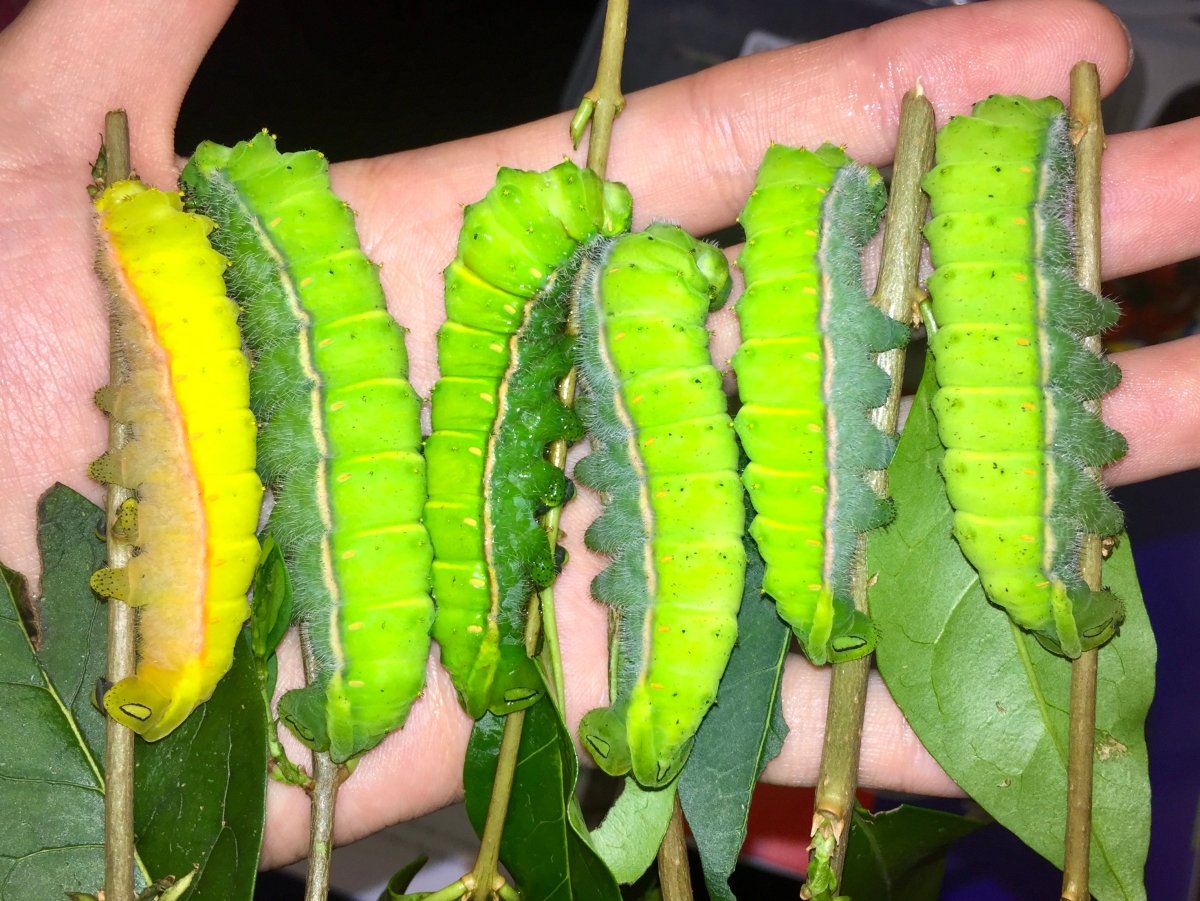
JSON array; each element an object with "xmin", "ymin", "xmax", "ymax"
[
  {"xmin": 0, "ymin": 485, "xmax": 150, "ymax": 899},
  {"xmin": 841, "ymin": 805, "xmax": 983, "ymax": 900},
  {"xmin": 33, "ymin": 485, "xmax": 110, "ymax": 762},
  {"xmin": 134, "ymin": 628, "xmax": 268, "ymax": 900},
  {"xmin": 464, "ymin": 694, "xmax": 621, "ymax": 901},
  {"xmin": 678, "ymin": 532, "xmax": 790, "ymax": 901},
  {"xmin": 13, "ymin": 484, "xmax": 268, "ymax": 900},
  {"xmin": 590, "ymin": 778, "xmax": 677, "ymax": 884},
  {"xmin": 251, "ymin": 534, "xmax": 293, "ymax": 664},
  {"xmin": 871, "ymin": 365, "xmax": 1154, "ymax": 901},
  {"xmin": 376, "ymin": 855, "xmax": 430, "ymax": 899}
]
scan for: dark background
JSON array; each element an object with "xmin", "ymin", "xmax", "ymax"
[{"xmin": 175, "ymin": 0, "xmax": 597, "ymax": 160}]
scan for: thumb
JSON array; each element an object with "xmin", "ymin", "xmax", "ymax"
[{"xmin": 0, "ymin": 0, "xmax": 236, "ymax": 184}]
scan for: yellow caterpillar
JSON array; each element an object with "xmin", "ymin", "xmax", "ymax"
[{"xmin": 90, "ymin": 180, "xmax": 263, "ymax": 740}]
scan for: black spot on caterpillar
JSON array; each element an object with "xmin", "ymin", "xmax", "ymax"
[
  {"xmin": 574, "ymin": 223, "xmax": 745, "ymax": 789},
  {"xmin": 733, "ymin": 144, "xmax": 909, "ymax": 665},
  {"xmin": 425, "ymin": 161, "xmax": 633, "ymax": 719},
  {"xmin": 922, "ymin": 95, "xmax": 1127, "ymax": 657},
  {"xmin": 181, "ymin": 132, "xmax": 433, "ymax": 763}
]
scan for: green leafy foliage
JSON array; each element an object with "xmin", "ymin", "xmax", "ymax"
[
  {"xmin": 34, "ymin": 486, "xmax": 110, "ymax": 762},
  {"xmin": 1, "ymin": 484, "xmax": 267, "ymax": 900},
  {"xmin": 0, "ymin": 535, "xmax": 143, "ymax": 898},
  {"xmin": 464, "ymin": 694, "xmax": 621, "ymax": 900},
  {"xmin": 590, "ymin": 779, "xmax": 677, "ymax": 884},
  {"xmin": 251, "ymin": 535, "xmax": 294, "ymax": 669},
  {"xmin": 134, "ymin": 629, "xmax": 268, "ymax": 900},
  {"xmin": 841, "ymin": 805, "xmax": 983, "ymax": 900},
  {"xmin": 376, "ymin": 855, "xmax": 430, "ymax": 899},
  {"xmin": 871, "ymin": 368, "xmax": 1155, "ymax": 901},
  {"xmin": 678, "ymin": 535, "xmax": 790, "ymax": 901},
  {"xmin": 247, "ymin": 539, "xmax": 310, "ymax": 788}
]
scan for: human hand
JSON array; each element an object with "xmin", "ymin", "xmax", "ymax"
[{"xmin": 1, "ymin": 0, "xmax": 1195, "ymax": 870}]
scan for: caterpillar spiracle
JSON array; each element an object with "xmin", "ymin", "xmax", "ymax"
[
  {"xmin": 425, "ymin": 160, "xmax": 633, "ymax": 719},
  {"xmin": 575, "ymin": 224, "xmax": 746, "ymax": 789},
  {"xmin": 90, "ymin": 180, "xmax": 263, "ymax": 741},
  {"xmin": 923, "ymin": 94, "xmax": 1127, "ymax": 657},
  {"xmin": 181, "ymin": 132, "xmax": 433, "ymax": 763},
  {"xmin": 733, "ymin": 144, "xmax": 908, "ymax": 665}
]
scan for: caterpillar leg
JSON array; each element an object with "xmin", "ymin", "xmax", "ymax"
[
  {"xmin": 88, "ymin": 452, "xmax": 122, "ymax": 486},
  {"xmin": 110, "ymin": 497, "xmax": 139, "ymax": 541},
  {"xmin": 1035, "ymin": 584, "xmax": 1122, "ymax": 658},
  {"xmin": 89, "ymin": 566, "xmax": 131, "ymax": 603},
  {"xmin": 579, "ymin": 705, "xmax": 632, "ymax": 778},
  {"xmin": 278, "ymin": 684, "xmax": 332, "ymax": 753},
  {"xmin": 93, "ymin": 385, "xmax": 116, "ymax": 414},
  {"xmin": 827, "ymin": 607, "xmax": 875, "ymax": 662},
  {"xmin": 918, "ymin": 297, "xmax": 939, "ymax": 336}
]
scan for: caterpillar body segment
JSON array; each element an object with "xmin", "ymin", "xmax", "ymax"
[
  {"xmin": 575, "ymin": 224, "xmax": 745, "ymax": 789},
  {"xmin": 91, "ymin": 180, "xmax": 263, "ymax": 740},
  {"xmin": 733, "ymin": 144, "xmax": 907, "ymax": 665},
  {"xmin": 182, "ymin": 132, "xmax": 432, "ymax": 763},
  {"xmin": 426, "ymin": 162, "xmax": 633, "ymax": 719},
  {"xmin": 923, "ymin": 95, "xmax": 1127, "ymax": 657}
]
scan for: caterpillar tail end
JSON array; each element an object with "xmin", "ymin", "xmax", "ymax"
[
  {"xmin": 786, "ymin": 589, "xmax": 876, "ymax": 665},
  {"xmin": 825, "ymin": 609, "xmax": 877, "ymax": 663},
  {"xmin": 625, "ymin": 694, "xmax": 694, "ymax": 789},
  {"xmin": 278, "ymin": 684, "xmax": 332, "ymax": 755},
  {"xmin": 101, "ymin": 676, "xmax": 177, "ymax": 741},
  {"xmin": 1034, "ymin": 583, "xmax": 1124, "ymax": 658},
  {"xmin": 579, "ymin": 706, "xmax": 632, "ymax": 778},
  {"xmin": 630, "ymin": 732, "xmax": 692, "ymax": 791},
  {"xmin": 483, "ymin": 679, "xmax": 543, "ymax": 718}
]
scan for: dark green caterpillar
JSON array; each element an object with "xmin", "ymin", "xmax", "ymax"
[
  {"xmin": 733, "ymin": 144, "xmax": 907, "ymax": 665},
  {"xmin": 425, "ymin": 161, "xmax": 632, "ymax": 719},
  {"xmin": 181, "ymin": 131, "xmax": 433, "ymax": 763},
  {"xmin": 923, "ymin": 95, "xmax": 1127, "ymax": 658},
  {"xmin": 575, "ymin": 224, "xmax": 745, "ymax": 789}
]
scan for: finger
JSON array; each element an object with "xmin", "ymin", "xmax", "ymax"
[
  {"xmin": 605, "ymin": 0, "xmax": 1131, "ymax": 233},
  {"xmin": 343, "ymin": 0, "xmax": 1131, "ymax": 392},
  {"xmin": 261, "ymin": 463, "xmax": 960, "ymax": 867},
  {"xmin": 762, "ymin": 661, "xmax": 961, "ymax": 797},
  {"xmin": 260, "ymin": 642, "xmax": 473, "ymax": 869},
  {"xmin": 1104, "ymin": 336, "xmax": 1200, "ymax": 487},
  {"xmin": 1101, "ymin": 119, "xmax": 1200, "ymax": 279},
  {"xmin": 0, "ymin": 0, "xmax": 235, "ymax": 182},
  {"xmin": 354, "ymin": 0, "xmax": 1129, "ymax": 240}
]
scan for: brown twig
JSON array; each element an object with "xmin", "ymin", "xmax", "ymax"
[
  {"xmin": 300, "ymin": 625, "xmax": 339, "ymax": 901},
  {"xmin": 1061, "ymin": 60, "xmax": 1105, "ymax": 901},
  {"xmin": 658, "ymin": 794, "xmax": 694, "ymax": 901},
  {"xmin": 98, "ymin": 108, "xmax": 138, "ymax": 901},
  {"xmin": 803, "ymin": 87, "xmax": 936, "ymax": 899}
]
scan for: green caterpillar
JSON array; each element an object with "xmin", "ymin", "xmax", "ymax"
[
  {"xmin": 575, "ymin": 224, "xmax": 745, "ymax": 789},
  {"xmin": 922, "ymin": 95, "xmax": 1127, "ymax": 658},
  {"xmin": 425, "ymin": 161, "xmax": 632, "ymax": 719},
  {"xmin": 181, "ymin": 131, "xmax": 433, "ymax": 763},
  {"xmin": 733, "ymin": 144, "xmax": 907, "ymax": 665}
]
